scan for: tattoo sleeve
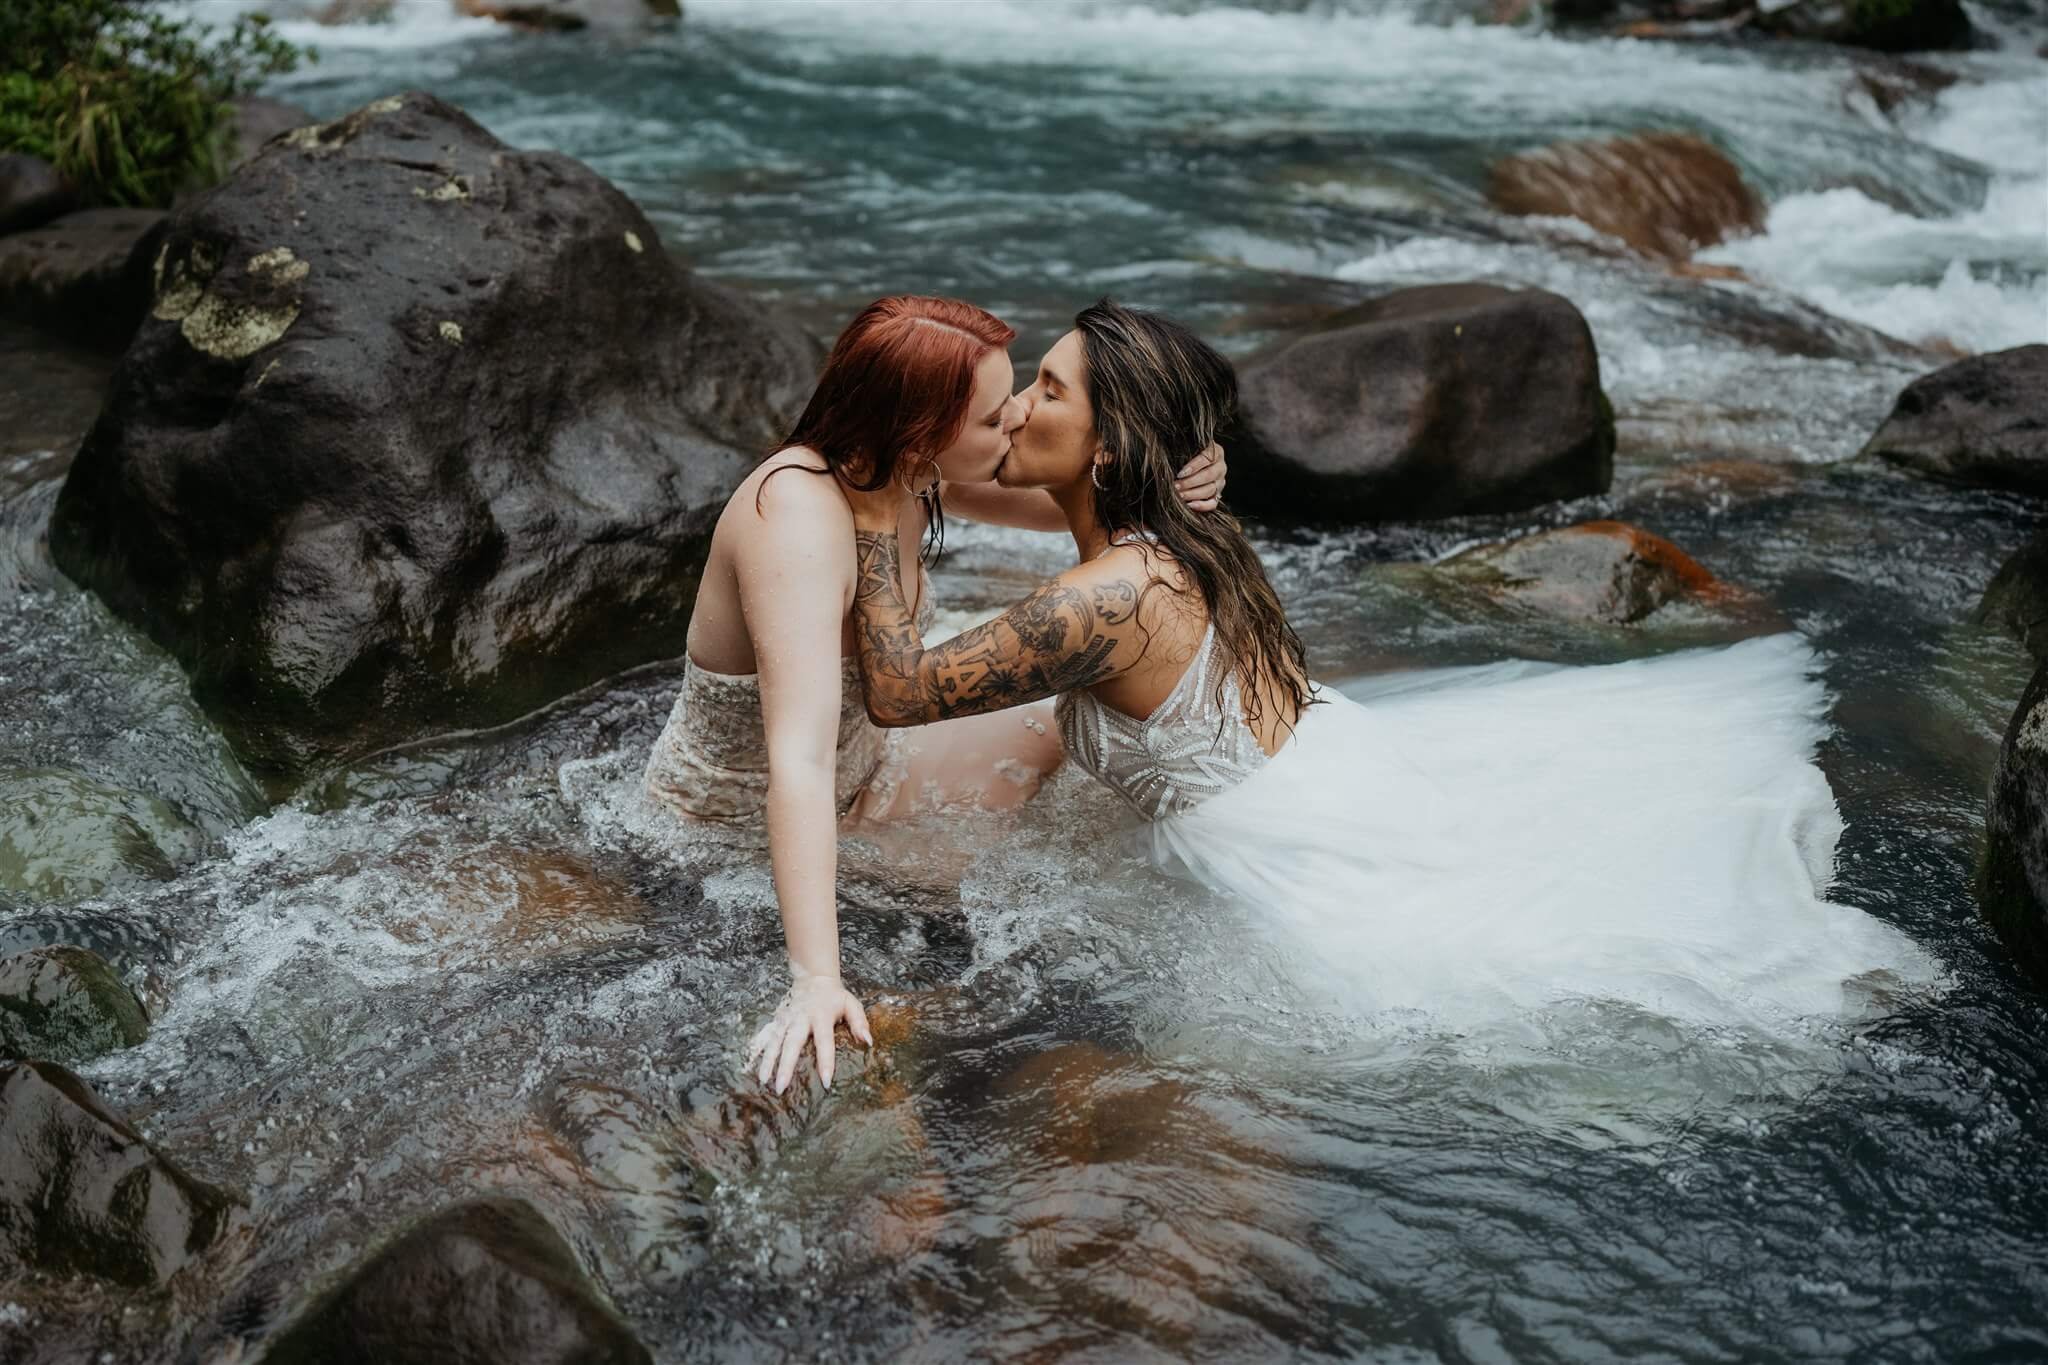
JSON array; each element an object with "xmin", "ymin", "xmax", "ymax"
[{"xmin": 850, "ymin": 531, "xmax": 1138, "ymax": 725}]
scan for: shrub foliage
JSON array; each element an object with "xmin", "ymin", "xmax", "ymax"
[{"xmin": 1, "ymin": 0, "xmax": 307, "ymax": 209}]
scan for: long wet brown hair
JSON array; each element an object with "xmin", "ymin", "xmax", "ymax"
[{"xmin": 1074, "ymin": 298, "xmax": 1314, "ymax": 732}]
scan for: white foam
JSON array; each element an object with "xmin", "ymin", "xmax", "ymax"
[
  {"xmin": 164, "ymin": 0, "xmax": 509, "ymax": 51},
  {"xmin": 1695, "ymin": 54, "xmax": 2048, "ymax": 352}
]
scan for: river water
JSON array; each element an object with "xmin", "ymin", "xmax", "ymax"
[{"xmin": 4, "ymin": 1, "xmax": 2046, "ymax": 1360}]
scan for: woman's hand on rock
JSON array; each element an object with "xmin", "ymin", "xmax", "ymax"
[
  {"xmin": 746, "ymin": 972, "xmax": 873, "ymax": 1093},
  {"xmin": 1177, "ymin": 441, "xmax": 1227, "ymax": 512}
]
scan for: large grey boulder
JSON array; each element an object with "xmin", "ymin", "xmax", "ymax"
[
  {"xmin": 1226, "ymin": 284, "xmax": 1614, "ymax": 524},
  {"xmin": 48, "ymin": 91, "xmax": 820, "ymax": 799},
  {"xmin": 1862, "ymin": 346, "xmax": 2048, "ymax": 496}
]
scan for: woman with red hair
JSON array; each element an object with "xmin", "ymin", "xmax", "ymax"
[{"xmin": 643, "ymin": 295, "xmax": 1223, "ymax": 1091}]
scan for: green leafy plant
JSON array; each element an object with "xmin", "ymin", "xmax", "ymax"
[{"xmin": 0, "ymin": 0, "xmax": 308, "ymax": 209}]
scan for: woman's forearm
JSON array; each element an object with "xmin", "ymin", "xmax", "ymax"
[
  {"xmin": 851, "ymin": 529, "xmax": 1133, "ymax": 726},
  {"xmin": 762, "ymin": 761, "xmax": 841, "ymax": 981},
  {"xmin": 938, "ymin": 481, "xmax": 1069, "ymax": 533}
]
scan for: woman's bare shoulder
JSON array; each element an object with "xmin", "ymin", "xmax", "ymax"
[{"xmin": 725, "ymin": 447, "xmax": 851, "ymax": 534}]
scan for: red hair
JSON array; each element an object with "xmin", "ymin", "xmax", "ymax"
[{"xmin": 775, "ymin": 295, "xmax": 1016, "ymax": 495}]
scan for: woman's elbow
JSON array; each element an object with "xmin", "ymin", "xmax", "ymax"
[{"xmin": 863, "ymin": 693, "xmax": 926, "ymax": 728}]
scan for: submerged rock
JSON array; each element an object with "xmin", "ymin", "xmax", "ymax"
[
  {"xmin": 1862, "ymin": 346, "xmax": 2048, "ymax": 496},
  {"xmin": 1487, "ymin": 132, "xmax": 1763, "ymax": 263},
  {"xmin": 1226, "ymin": 283, "xmax": 1613, "ymax": 524},
  {"xmin": 47, "ymin": 91, "xmax": 819, "ymax": 800},
  {"xmin": 0, "ymin": 1061, "xmax": 243, "ymax": 1286},
  {"xmin": 259, "ymin": 1197, "xmax": 652, "ymax": 1365},
  {"xmin": 1981, "ymin": 662, "xmax": 2048, "ymax": 992},
  {"xmin": 1754, "ymin": 0, "xmax": 1973, "ymax": 51},
  {"xmin": 455, "ymin": 0, "xmax": 681, "ymax": 29},
  {"xmin": 0, "ymin": 207, "xmax": 166, "ymax": 351},
  {"xmin": 1437, "ymin": 520, "xmax": 1756, "ymax": 625},
  {"xmin": 0, "ymin": 154, "xmax": 73, "ymax": 236},
  {"xmin": 1979, "ymin": 530, "xmax": 2048, "ymax": 665},
  {"xmin": 1542, "ymin": 0, "xmax": 1973, "ymax": 49},
  {"xmin": 0, "ymin": 945, "xmax": 148, "ymax": 1064},
  {"xmin": 0, "ymin": 766, "xmax": 206, "ymax": 902}
]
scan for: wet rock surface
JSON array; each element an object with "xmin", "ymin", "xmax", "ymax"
[
  {"xmin": 1862, "ymin": 346, "xmax": 2048, "ymax": 496},
  {"xmin": 1226, "ymin": 283, "xmax": 1614, "ymax": 523},
  {"xmin": 227, "ymin": 97, "xmax": 317, "ymax": 171},
  {"xmin": 1979, "ymin": 530, "xmax": 2048, "ymax": 665},
  {"xmin": 0, "ymin": 1061, "xmax": 243, "ymax": 1287},
  {"xmin": 1438, "ymin": 520, "xmax": 1756, "ymax": 625},
  {"xmin": 1753, "ymin": 0, "xmax": 1973, "ymax": 51},
  {"xmin": 1543, "ymin": 0, "xmax": 1974, "ymax": 49},
  {"xmin": 455, "ymin": 0, "xmax": 682, "ymax": 30},
  {"xmin": 0, "ymin": 207, "xmax": 166, "ymax": 351},
  {"xmin": 1980, "ymin": 662, "xmax": 2048, "ymax": 991},
  {"xmin": 0, "ymin": 154, "xmax": 73, "ymax": 236},
  {"xmin": 257, "ymin": 1197, "xmax": 654, "ymax": 1365},
  {"xmin": 0, "ymin": 766, "xmax": 207, "ymax": 903},
  {"xmin": 47, "ymin": 91, "xmax": 821, "ymax": 800},
  {"xmin": 0, "ymin": 945, "xmax": 148, "ymax": 1064},
  {"xmin": 0, "ymin": 319, "xmax": 111, "ymax": 483},
  {"xmin": 1487, "ymin": 132, "xmax": 1763, "ymax": 263}
]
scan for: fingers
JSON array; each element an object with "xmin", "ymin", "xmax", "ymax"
[
  {"xmin": 1176, "ymin": 442, "xmax": 1227, "ymax": 512},
  {"xmin": 753, "ymin": 1017, "xmax": 784, "ymax": 1085},
  {"xmin": 814, "ymin": 1018, "xmax": 836, "ymax": 1089},
  {"xmin": 847, "ymin": 996, "xmax": 873, "ymax": 1048},
  {"xmin": 773, "ymin": 1017, "xmax": 808, "ymax": 1095}
]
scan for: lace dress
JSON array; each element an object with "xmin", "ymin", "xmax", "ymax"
[
  {"xmin": 1051, "ymin": 546, "xmax": 1939, "ymax": 1031},
  {"xmin": 1056, "ymin": 623, "xmax": 1270, "ymax": 820},
  {"xmin": 643, "ymin": 571, "xmax": 932, "ymax": 830}
]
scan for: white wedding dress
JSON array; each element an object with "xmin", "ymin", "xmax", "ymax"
[{"xmin": 1056, "ymin": 623, "xmax": 1942, "ymax": 1032}]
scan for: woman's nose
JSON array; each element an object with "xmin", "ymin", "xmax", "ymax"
[{"xmin": 1008, "ymin": 392, "xmax": 1033, "ymax": 429}]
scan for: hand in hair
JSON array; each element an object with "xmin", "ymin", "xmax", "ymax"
[{"xmin": 1176, "ymin": 441, "xmax": 1228, "ymax": 513}]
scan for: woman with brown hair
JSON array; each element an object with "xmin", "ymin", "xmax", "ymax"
[{"xmin": 841, "ymin": 298, "xmax": 1939, "ymax": 1034}]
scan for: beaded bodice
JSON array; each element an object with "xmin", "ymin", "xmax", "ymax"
[{"xmin": 1055, "ymin": 621, "xmax": 1271, "ymax": 821}]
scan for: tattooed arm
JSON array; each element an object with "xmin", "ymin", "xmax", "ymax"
[{"xmin": 850, "ymin": 529, "xmax": 1145, "ymax": 727}]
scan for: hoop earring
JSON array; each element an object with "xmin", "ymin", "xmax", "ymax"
[{"xmin": 1090, "ymin": 462, "xmax": 1107, "ymax": 492}]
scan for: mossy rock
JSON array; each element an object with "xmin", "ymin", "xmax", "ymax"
[
  {"xmin": 0, "ymin": 766, "xmax": 204, "ymax": 903},
  {"xmin": 0, "ymin": 944, "xmax": 148, "ymax": 1064}
]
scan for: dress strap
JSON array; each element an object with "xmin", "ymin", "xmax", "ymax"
[{"xmin": 1098, "ymin": 528, "xmax": 1160, "ymax": 558}]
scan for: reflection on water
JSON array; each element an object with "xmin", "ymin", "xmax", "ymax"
[{"xmin": 5, "ymin": 1, "xmax": 2046, "ymax": 1360}]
